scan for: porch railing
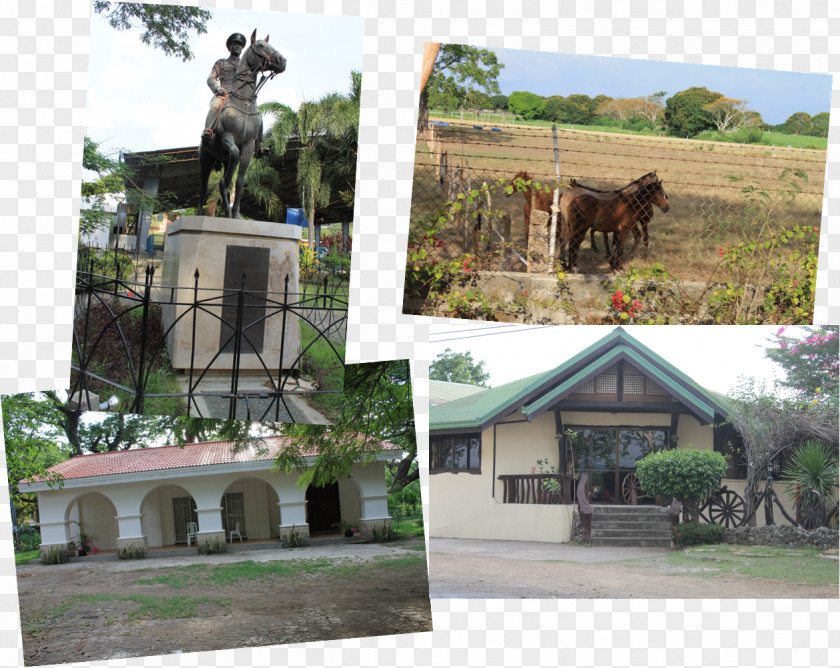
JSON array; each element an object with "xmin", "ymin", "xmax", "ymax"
[{"xmin": 498, "ymin": 474, "xmax": 575, "ymax": 505}]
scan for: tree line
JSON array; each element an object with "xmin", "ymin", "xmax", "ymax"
[
  {"xmin": 435, "ymin": 86, "xmax": 828, "ymax": 140},
  {"xmin": 422, "ymin": 46, "xmax": 828, "ymax": 141}
]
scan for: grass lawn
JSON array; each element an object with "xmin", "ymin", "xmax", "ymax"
[
  {"xmin": 133, "ymin": 553, "xmax": 428, "ymax": 589},
  {"xmin": 649, "ymin": 544, "xmax": 839, "ymax": 586},
  {"xmin": 392, "ymin": 513, "xmax": 425, "ymax": 542},
  {"xmin": 15, "ymin": 550, "xmax": 39, "ymax": 565}
]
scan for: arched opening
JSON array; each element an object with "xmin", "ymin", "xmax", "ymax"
[
  {"xmin": 305, "ymin": 482, "xmax": 342, "ymax": 534},
  {"xmin": 140, "ymin": 484, "xmax": 198, "ymax": 548},
  {"xmin": 219, "ymin": 477, "xmax": 281, "ymax": 542},
  {"xmin": 65, "ymin": 492, "xmax": 119, "ymax": 552}
]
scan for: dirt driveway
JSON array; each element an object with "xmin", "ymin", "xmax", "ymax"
[
  {"xmin": 429, "ymin": 538, "xmax": 839, "ymax": 599},
  {"xmin": 17, "ymin": 539, "xmax": 431, "ymax": 666}
]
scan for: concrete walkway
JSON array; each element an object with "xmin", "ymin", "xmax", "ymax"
[{"xmin": 430, "ymin": 537, "xmax": 673, "ymax": 563}]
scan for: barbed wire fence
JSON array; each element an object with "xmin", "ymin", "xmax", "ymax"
[{"xmin": 411, "ymin": 122, "xmax": 824, "ymax": 276}]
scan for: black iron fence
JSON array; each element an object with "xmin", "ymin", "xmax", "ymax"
[{"xmin": 72, "ymin": 246, "xmax": 348, "ymax": 422}]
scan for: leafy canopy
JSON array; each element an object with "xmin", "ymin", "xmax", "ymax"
[
  {"xmin": 764, "ymin": 326, "xmax": 838, "ymax": 404},
  {"xmin": 430, "ymin": 348, "xmax": 490, "ymax": 387},
  {"xmin": 271, "ymin": 360, "xmax": 417, "ymax": 492},
  {"xmin": 93, "ymin": 2, "xmax": 211, "ymax": 61}
]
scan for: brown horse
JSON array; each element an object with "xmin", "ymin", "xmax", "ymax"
[
  {"xmin": 560, "ymin": 171, "xmax": 669, "ymax": 271},
  {"xmin": 509, "ymin": 171, "xmax": 603, "ymax": 254},
  {"xmin": 567, "ymin": 177, "xmax": 655, "ymax": 260}
]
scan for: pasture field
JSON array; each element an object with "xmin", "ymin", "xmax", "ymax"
[{"xmin": 410, "ymin": 120, "xmax": 825, "ymax": 283}]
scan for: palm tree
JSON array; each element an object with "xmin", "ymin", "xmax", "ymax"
[{"xmin": 248, "ymin": 71, "xmax": 360, "ymax": 243}]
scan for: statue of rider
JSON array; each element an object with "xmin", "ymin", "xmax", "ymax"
[{"xmin": 202, "ymin": 32, "xmax": 267, "ymax": 155}]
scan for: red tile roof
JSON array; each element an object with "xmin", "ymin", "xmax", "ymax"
[{"xmin": 26, "ymin": 435, "xmax": 401, "ymax": 482}]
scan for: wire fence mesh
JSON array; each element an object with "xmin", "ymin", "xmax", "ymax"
[{"xmin": 410, "ymin": 121, "xmax": 825, "ymax": 280}]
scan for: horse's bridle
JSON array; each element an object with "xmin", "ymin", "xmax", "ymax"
[{"xmin": 230, "ymin": 43, "xmax": 280, "ymax": 102}]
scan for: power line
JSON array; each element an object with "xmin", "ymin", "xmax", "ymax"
[{"xmin": 430, "ymin": 325, "xmax": 562, "ymax": 344}]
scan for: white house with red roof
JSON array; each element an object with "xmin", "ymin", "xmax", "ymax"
[{"xmin": 19, "ymin": 436, "xmax": 401, "ymax": 561}]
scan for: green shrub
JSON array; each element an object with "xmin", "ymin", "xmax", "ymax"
[
  {"xmin": 672, "ymin": 522, "xmax": 725, "ymax": 548},
  {"xmin": 635, "ymin": 448, "xmax": 728, "ymax": 523},
  {"xmin": 369, "ymin": 521, "xmax": 396, "ymax": 543},
  {"xmin": 782, "ymin": 440, "xmax": 839, "ymax": 507},
  {"xmin": 41, "ymin": 545, "xmax": 69, "ymax": 565}
]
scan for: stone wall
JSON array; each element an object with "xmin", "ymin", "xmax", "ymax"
[
  {"xmin": 195, "ymin": 531, "xmax": 227, "ymax": 553},
  {"xmin": 722, "ymin": 525, "xmax": 838, "ymax": 551},
  {"xmin": 116, "ymin": 536, "xmax": 148, "ymax": 559},
  {"xmin": 279, "ymin": 524, "xmax": 310, "ymax": 547}
]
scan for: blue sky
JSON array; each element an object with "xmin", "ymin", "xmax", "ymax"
[
  {"xmin": 491, "ymin": 47, "xmax": 832, "ymax": 126},
  {"xmin": 86, "ymin": 8, "xmax": 363, "ymax": 160}
]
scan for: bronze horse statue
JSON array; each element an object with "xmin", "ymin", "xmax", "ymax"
[
  {"xmin": 508, "ymin": 171, "xmax": 605, "ymax": 255},
  {"xmin": 560, "ymin": 171, "xmax": 669, "ymax": 271},
  {"xmin": 199, "ymin": 30, "xmax": 286, "ymax": 218}
]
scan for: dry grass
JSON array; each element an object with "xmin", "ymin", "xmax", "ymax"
[{"xmin": 411, "ymin": 122, "xmax": 824, "ymax": 283}]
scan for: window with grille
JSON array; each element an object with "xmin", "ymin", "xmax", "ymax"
[
  {"xmin": 222, "ymin": 492, "xmax": 246, "ymax": 538},
  {"xmin": 173, "ymin": 496, "xmax": 198, "ymax": 543}
]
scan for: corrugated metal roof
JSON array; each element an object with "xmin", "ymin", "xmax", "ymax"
[
  {"xmin": 24, "ymin": 435, "xmax": 401, "ymax": 483},
  {"xmin": 429, "ymin": 380, "xmax": 486, "ymax": 406},
  {"xmin": 430, "ymin": 328, "xmax": 728, "ymax": 431}
]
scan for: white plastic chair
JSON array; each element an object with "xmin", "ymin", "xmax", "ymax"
[
  {"xmin": 229, "ymin": 521, "xmax": 243, "ymax": 544},
  {"xmin": 186, "ymin": 521, "xmax": 198, "ymax": 547}
]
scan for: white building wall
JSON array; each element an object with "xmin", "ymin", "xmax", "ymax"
[{"xmin": 33, "ymin": 459, "xmax": 385, "ymax": 549}]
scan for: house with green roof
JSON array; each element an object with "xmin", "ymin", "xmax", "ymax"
[{"xmin": 429, "ymin": 327, "xmax": 749, "ymax": 543}]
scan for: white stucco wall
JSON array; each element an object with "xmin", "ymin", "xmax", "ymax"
[{"xmin": 32, "ymin": 458, "xmax": 392, "ymax": 549}]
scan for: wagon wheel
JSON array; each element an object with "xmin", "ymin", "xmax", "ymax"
[
  {"xmin": 796, "ymin": 489, "xmax": 825, "ymax": 530},
  {"xmin": 706, "ymin": 488, "xmax": 746, "ymax": 529},
  {"xmin": 621, "ymin": 473, "xmax": 642, "ymax": 505}
]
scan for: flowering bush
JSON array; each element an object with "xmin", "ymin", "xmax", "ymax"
[
  {"xmin": 671, "ymin": 522, "xmax": 725, "ymax": 548},
  {"xmin": 609, "ymin": 289, "xmax": 642, "ymax": 322}
]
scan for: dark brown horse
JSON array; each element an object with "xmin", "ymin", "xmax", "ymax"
[
  {"xmin": 567, "ymin": 177, "xmax": 655, "ymax": 261},
  {"xmin": 560, "ymin": 171, "xmax": 669, "ymax": 271},
  {"xmin": 509, "ymin": 171, "xmax": 604, "ymax": 254}
]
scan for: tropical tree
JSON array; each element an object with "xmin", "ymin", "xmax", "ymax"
[
  {"xmin": 252, "ymin": 71, "xmax": 360, "ymax": 234},
  {"xmin": 702, "ymin": 97, "xmax": 756, "ymax": 133},
  {"xmin": 507, "ymin": 91, "xmax": 546, "ymax": 120},
  {"xmin": 430, "ymin": 348, "xmax": 490, "ymax": 387},
  {"xmin": 724, "ymin": 378, "xmax": 839, "ymax": 525},
  {"xmin": 664, "ymin": 86, "xmax": 722, "ymax": 137},
  {"xmin": 418, "ymin": 44, "xmax": 504, "ymax": 133},
  {"xmin": 764, "ymin": 326, "xmax": 838, "ymax": 405},
  {"xmin": 93, "ymin": 2, "xmax": 212, "ymax": 61},
  {"xmin": 810, "ymin": 112, "xmax": 830, "ymax": 138},
  {"xmin": 271, "ymin": 360, "xmax": 417, "ymax": 492},
  {"xmin": 781, "ymin": 440, "xmax": 838, "ymax": 509},
  {"xmin": 784, "ymin": 111, "xmax": 813, "ymax": 135}
]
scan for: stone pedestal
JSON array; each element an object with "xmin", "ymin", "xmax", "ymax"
[{"xmin": 160, "ymin": 216, "xmax": 302, "ymax": 374}]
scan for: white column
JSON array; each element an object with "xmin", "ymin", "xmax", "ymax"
[
  {"xmin": 115, "ymin": 513, "xmax": 144, "ymax": 540},
  {"xmin": 195, "ymin": 506, "xmax": 224, "ymax": 534}
]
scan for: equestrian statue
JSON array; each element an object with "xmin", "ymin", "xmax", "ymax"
[{"xmin": 198, "ymin": 30, "xmax": 286, "ymax": 219}]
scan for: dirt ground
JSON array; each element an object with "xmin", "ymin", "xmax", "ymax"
[
  {"xmin": 16, "ymin": 539, "xmax": 431, "ymax": 666},
  {"xmin": 428, "ymin": 539, "xmax": 839, "ymax": 599}
]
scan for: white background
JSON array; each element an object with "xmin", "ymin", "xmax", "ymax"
[{"xmin": 1, "ymin": 1, "xmax": 839, "ymax": 667}]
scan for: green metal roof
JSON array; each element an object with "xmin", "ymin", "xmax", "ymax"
[{"xmin": 429, "ymin": 327, "xmax": 728, "ymax": 431}]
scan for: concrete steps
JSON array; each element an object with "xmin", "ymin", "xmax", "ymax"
[{"xmin": 590, "ymin": 505, "xmax": 673, "ymax": 548}]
